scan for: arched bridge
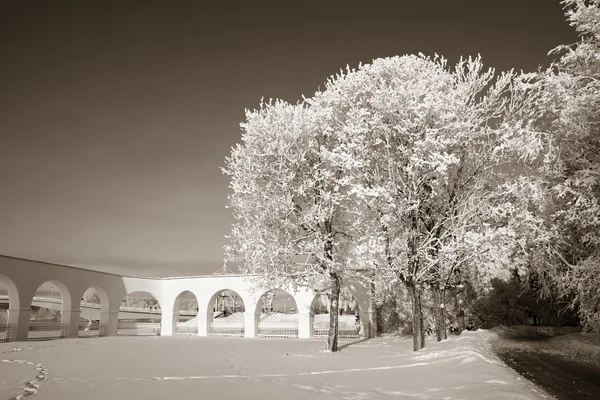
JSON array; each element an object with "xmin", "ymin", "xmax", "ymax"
[{"xmin": 0, "ymin": 255, "xmax": 375, "ymax": 342}]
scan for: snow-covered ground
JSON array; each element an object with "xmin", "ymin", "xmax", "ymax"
[{"xmin": 0, "ymin": 330, "xmax": 551, "ymax": 400}]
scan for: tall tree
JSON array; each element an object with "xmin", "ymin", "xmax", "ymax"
[
  {"xmin": 224, "ymin": 100, "xmax": 369, "ymax": 352},
  {"xmin": 311, "ymin": 54, "xmax": 544, "ymax": 350},
  {"xmin": 523, "ymin": 0, "xmax": 600, "ymax": 331}
]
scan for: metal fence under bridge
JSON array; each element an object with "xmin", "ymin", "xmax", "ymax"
[
  {"xmin": 0, "ymin": 324, "xmax": 12, "ymax": 342},
  {"xmin": 209, "ymin": 322, "xmax": 245, "ymax": 337},
  {"xmin": 27, "ymin": 322, "xmax": 69, "ymax": 341},
  {"xmin": 117, "ymin": 322, "xmax": 161, "ymax": 336},
  {"xmin": 175, "ymin": 322, "xmax": 198, "ymax": 336},
  {"xmin": 258, "ymin": 323, "xmax": 298, "ymax": 338},
  {"xmin": 313, "ymin": 323, "xmax": 361, "ymax": 339}
]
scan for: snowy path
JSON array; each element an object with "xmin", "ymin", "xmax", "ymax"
[
  {"xmin": 494, "ymin": 336, "xmax": 600, "ymax": 400},
  {"xmin": 0, "ymin": 331, "xmax": 552, "ymax": 400}
]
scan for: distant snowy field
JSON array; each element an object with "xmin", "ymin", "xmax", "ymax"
[{"xmin": 0, "ymin": 330, "xmax": 551, "ymax": 400}]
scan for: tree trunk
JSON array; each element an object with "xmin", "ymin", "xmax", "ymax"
[
  {"xmin": 458, "ymin": 310, "xmax": 465, "ymax": 334},
  {"xmin": 419, "ymin": 299, "xmax": 425, "ymax": 347},
  {"xmin": 408, "ymin": 283, "xmax": 425, "ymax": 351},
  {"xmin": 455, "ymin": 293, "xmax": 465, "ymax": 335},
  {"xmin": 432, "ymin": 286, "xmax": 447, "ymax": 341},
  {"xmin": 433, "ymin": 286, "xmax": 443, "ymax": 342},
  {"xmin": 326, "ymin": 273, "xmax": 342, "ymax": 352},
  {"xmin": 441, "ymin": 289, "xmax": 447, "ymax": 340}
]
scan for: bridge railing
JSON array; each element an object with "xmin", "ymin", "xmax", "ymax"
[
  {"xmin": 30, "ymin": 296, "xmax": 63, "ymax": 304},
  {"xmin": 0, "ymin": 324, "xmax": 12, "ymax": 342}
]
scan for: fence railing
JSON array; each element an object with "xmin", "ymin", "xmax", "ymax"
[
  {"xmin": 117, "ymin": 322, "xmax": 161, "ymax": 336},
  {"xmin": 313, "ymin": 324, "xmax": 361, "ymax": 339},
  {"xmin": 258, "ymin": 323, "xmax": 298, "ymax": 338},
  {"xmin": 0, "ymin": 324, "xmax": 12, "ymax": 342},
  {"xmin": 27, "ymin": 322, "xmax": 68, "ymax": 341},
  {"xmin": 209, "ymin": 322, "xmax": 244, "ymax": 337}
]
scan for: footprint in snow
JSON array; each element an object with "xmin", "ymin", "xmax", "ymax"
[{"xmin": 2, "ymin": 359, "xmax": 49, "ymax": 400}]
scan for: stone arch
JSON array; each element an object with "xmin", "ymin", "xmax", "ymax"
[
  {"xmin": 309, "ymin": 284, "xmax": 365, "ymax": 339},
  {"xmin": 172, "ymin": 290, "xmax": 198, "ymax": 314},
  {"xmin": 253, "ymin": 288, "xmax": 298, "ymax": 314},
  {"xmin": 343, "ymin": 278, "xmax": 370, "ymax": 315},
  {"xmin": 204, "ymin": 289, "xmax": 247, "ymax": 337},
  {"xmin": 78, "ymin": 286, "xmax": 110, "ymax": 337},
  {"xmin": 254, "ymin": 288, "xmax": 299, "ymax": 338},
  {"xmin": 32, "ymin": 280, "xmax": 73, "ymax": 321},
  {"xmin": 310, "ymin": 292, "xmax": 330, "ymax": 314},
  {"xmin": 205, "ymin": 288, "xmax": 247, "ymax": 316},
  {"xmin": 0, "ymin": 273, "xmax": 19, "ymax": 311},
  {"xmin": 0, "ymin": 274, "xmax": 19, "ymax": 339},
  {"xmin": 171, "ymin": 290, "xmax": 199, "ymax": 336},
  {"xmin": 118, "ymin": 290, "xmax": 162, "ymax": 336},
  {"xmin": 344, "ymin": 277, "xmax": 375, "ymax": 338},
  {"xmin": 121, "ymin": 290, "xmax": 161, "ymax": 311},
  {"xmin": 28, "ymin": 280, "xmax": 73, "ymax": 340}
]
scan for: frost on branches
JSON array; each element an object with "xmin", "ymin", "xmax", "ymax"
[
  {"xmin": 223, "ymin": 7, "xmax": 599, "ymax": 349},
  {"xmin": 522, "ymin": 0, "xmax": 600, "ymax": 332},
  {"xmin": 311, "ymin": 54, "xmax": 546, "ymax": 350},
  {"xmin": 223, "ymin": 100, "xmax": 372, "ymax": 352}
]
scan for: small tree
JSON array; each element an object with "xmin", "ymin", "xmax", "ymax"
[{"xmin": 224, "ymin": 100, "xmax": 370, "ymax": 352}]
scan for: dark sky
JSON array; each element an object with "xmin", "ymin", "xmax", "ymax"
[{"xmin": 0, "ymin": 1, "xmax": 578, "ymax": 277}]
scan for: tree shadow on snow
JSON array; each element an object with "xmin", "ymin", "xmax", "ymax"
[{"xmin": 338, "ymin": 337, "xmax": 371, "ymax": 351}]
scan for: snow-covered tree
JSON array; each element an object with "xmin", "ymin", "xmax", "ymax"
[
  {"xmin": 223, "ymin": 99, "xmax": 371, "ymax": 352},
  {"xmin": 311, "ymin": 54, "xmax": 545, "ymax": 350},
  {"xmin": 521, "ymin": 0, "xmax": 600, "ymax": 331}
]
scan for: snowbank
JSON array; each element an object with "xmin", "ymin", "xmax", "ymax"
[{"xmin": 407, "ymin": 329, "xmax": 553, "ymax": 399}]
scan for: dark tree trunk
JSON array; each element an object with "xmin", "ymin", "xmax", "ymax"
[
  {"xmin": 408, "ymin": 283, "xmax": 425, "ymax": 351},
  {"xmin": 433, "ymin": 286, "xmax": 443, "ymax": 342},
  {"xmin": 432, "ymin": 286, "xmax": 448, "ymax": 341},
  {"xmin": 455, "ymin": 292, "xmax": 466, "ymax": 335},
  {"xmin": 419, "ymin": 300, "xmax": 425, "ymax": 347},
  {"xmin": 326, "ymin": 273, "xmax": 342, "ymax": 352},
  {"xmin": 458, "ymin": 310, "xmax": 465, "ymax": 334},
  {"xmin": 441, "ymin": 289, "xmax": 447, "ymax": 340}
]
